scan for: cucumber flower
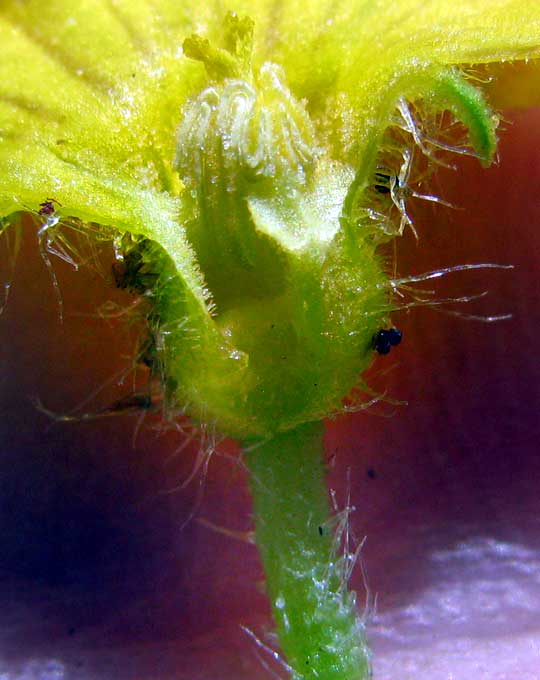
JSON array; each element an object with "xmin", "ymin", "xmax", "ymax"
[{"xmin": 1, "ymin": 2, "xmax": 540, "ymax": 679}]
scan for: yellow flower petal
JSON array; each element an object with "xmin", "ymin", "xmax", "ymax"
[{"xmin": 2, "ymin": 0, "xmax": 539, "ymax": 214}]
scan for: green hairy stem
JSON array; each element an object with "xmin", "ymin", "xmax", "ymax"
[{"xmin": 246, "ymin": 422, "xmax": 371, "ymax": 680}]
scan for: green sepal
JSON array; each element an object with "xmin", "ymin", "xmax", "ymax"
[{"xmin": 342, "ymin": 65, "xmax": 498, "ymax": 228}]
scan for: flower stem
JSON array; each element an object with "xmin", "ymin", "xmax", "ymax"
[{"xmin": 245, "ymin": 422, "xmax": 370, "ymax": 680}]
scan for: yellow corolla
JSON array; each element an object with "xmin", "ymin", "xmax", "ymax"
[{"xmin": 1, "ymin": 2, "xmax": 540, "ymax": 679}]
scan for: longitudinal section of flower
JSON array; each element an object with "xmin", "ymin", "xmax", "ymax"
[
  {"xmin": 0, "ymin": 9, "xmax": 499, "ymax": 440},
  {"xmin": 136, "ymin": 14, "xmax": 496, "ymax": 439}
]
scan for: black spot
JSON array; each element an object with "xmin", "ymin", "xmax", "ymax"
[
  {"xmin": 367, "ymin": 468, "xmax": 376, "ymax": 480},
  {"xmin": 373, "ymin": 331, "xmax": 391, "ymax": 354},
  {"xmin": 387, "ymin": 327, "xmax": 402, "ymax": 346},
  {"xmin": 112, "ymin": 239, "xmax": 158, "ymax": 294},
  {"xmin": 373, "ymin": 171, "xmax": 392, "ymax": 194},
  {"xmin": 373, "ymin": 328, "xmax": 402, "ymax": 355},
  {"xmin": 318, "ymin": 525, "xmax": 323, "ymax": 536},
  {"xmin": 38, "ymin": 200, "xmax": 57, "ymax": 217}
]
